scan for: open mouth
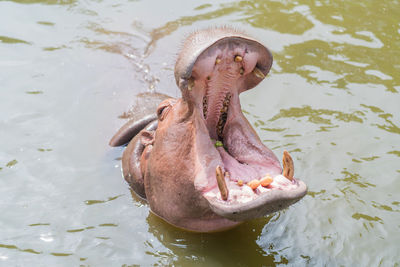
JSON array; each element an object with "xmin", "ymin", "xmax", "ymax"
[{"xmin": 182, "ymin": 36, "xmax": 307, "ymax": 220}]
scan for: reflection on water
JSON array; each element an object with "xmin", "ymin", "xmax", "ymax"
[
  {"xmin": 144, "ymin": 0, "xmax": 314, "ymax": 55},
  {"xmin": 84, "ymin": 194, "xmax": 123, "ymax": 205},
  {"xmin": 270, "ymin": 105, "xmax": 364, "ymax": 125},
  {"xmin": 0, "ymin": 0, "xmax": 399, "ymax": 265},
  {"xmin": 275, "ymin": 39, "xmax": 399, "ymax": 93},
  {"xmin": 146, "ymin": 213, "xmax": 282, "ymax": 266}
]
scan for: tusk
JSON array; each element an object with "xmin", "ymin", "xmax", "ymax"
[
  {"xmin": 282, "ymin": 150, "xmax": 294, "ymax": 181},
  {"xmin": 216, "ymin": 165, "xmax": 229, "ymax": 200},
  {"xmin": 252, "ymin": 67, "xmax": 265, "ymax": 79}
]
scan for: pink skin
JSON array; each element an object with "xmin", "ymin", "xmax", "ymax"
[{"xmin": 110, "ymin": 28, "xmax": 307, "ymax": 232}]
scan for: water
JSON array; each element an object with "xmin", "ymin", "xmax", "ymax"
[{"xmin": 1, "ymin": 0, "xmax": 399, "ymax": 266}]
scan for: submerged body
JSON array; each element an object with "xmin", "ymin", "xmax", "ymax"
[{"xmin": 110, "ymin": 27, "xmax": 307, "ymax": 232}]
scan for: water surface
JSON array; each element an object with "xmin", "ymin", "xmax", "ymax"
[{"xmin": 0, "ymin": 0, "xmax": 399, "ymax": 266}]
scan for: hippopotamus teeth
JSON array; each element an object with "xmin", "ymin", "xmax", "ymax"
[
  {"xmin": 252, "ymin": 66, "xmax": 265, "ymax": 79},
  {"xmin": 234, "ymin": 55, "xmax": 243, "ymax": 62},
  {"xmin": 247, "ymin": 179, "xmax": 261, "ymax": 190},
  {"xmin": 216, "ymin": 93, "xmax": 231, "ymax": 140},
  {"xmin": 202, "ymin": 96, "xmax": 208, "ymax": 119},
  {"xmin": 282, "ymin": 150, "xmax": 294, "ymax": 181},
  {"xmin": 260, "ymin": 175, "xmax": 273, "ymax": 187},
  {"xmin": 216, "ymin": 165, "xmax": 229, "ymax": 200}
]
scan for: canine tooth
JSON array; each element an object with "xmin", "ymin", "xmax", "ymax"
[
  {"xmin": 252, "ymin": 67, "xmax": 265, "ymax": 79},
  {"xmin": 216, "ymin": 166, "xmax": 229, "ymax": 200},
  {"xmin": 239, "ymin": 67, "xmax": 244, "ymax": 75},
  {"xmin": 234, "ymin": 55, "xmax": 243, "ymax": 62},
  {"xmin": 247, "ymin": 179, "xmax": 260, "ymax": 190},
  {"xmin": 282, "ymin": 150, "xmax": 294, "ymax": 180},
  {"xmin": 215, "ymin": 58, "xmax": 221, "ymax": 64},
  {"xmin": 237, "ymin": 179, "xmax": 243, "ymax": 186}
]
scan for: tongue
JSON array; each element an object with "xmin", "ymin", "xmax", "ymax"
[{"xmin": 217, "ymin": 147, "xmax": 259, "ymax": 183}]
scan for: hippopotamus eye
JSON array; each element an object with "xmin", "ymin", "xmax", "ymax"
[
  {"xmin": 156, "ymin": 98, "xmax": 177, "ymax": 121},
  {"xmin": 156, "ymin": 103, "xmax": 171, "ymax": 121}
]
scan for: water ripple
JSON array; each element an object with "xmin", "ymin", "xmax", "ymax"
[{"xmin": 269, "ymin": 105, "xmax": 363, "ymax": 125}]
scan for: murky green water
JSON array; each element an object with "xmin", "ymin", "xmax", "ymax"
[{"xmin": 1, "ymin": 0, "xmax": 399, "ymax": 266}]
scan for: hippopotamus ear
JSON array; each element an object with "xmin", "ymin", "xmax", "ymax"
[
  {"xmin": 109, "ymin": 92, "xmax": 172, "ymax": 147},
  {"xmin": 109, "ymin": 114, "xmax": 157, "ymax": 147},
  {"xmin": 139, "ymin": 130, "xmax": 155, "ymax": 146}
]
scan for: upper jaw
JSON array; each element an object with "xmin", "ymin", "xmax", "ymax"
[{"xmin": 175, "ymin": 31, "xmax": 273, "ymax": 95}]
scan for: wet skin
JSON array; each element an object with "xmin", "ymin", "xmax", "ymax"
[{"xmin": 110, "ymin": 27, "xmax": 307, "ymax": 232}]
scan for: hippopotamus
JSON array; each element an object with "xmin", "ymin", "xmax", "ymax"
[{"xmin": 109, "ymin": 27, "xmax": 307, "ymax": 232}]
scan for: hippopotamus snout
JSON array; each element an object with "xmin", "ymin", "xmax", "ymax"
[{"xmin": 110, "ymin": 27, "xmax": 307, "ymax": 232}]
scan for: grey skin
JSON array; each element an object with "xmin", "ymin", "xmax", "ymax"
[{"xmin": 110, "ymin": 27, "xmax": 307, "ymax": 232}]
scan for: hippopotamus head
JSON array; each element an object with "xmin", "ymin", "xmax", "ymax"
[{"xmin": 110, "ymin": 27, "xmax": 307, "ymax": 232}]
